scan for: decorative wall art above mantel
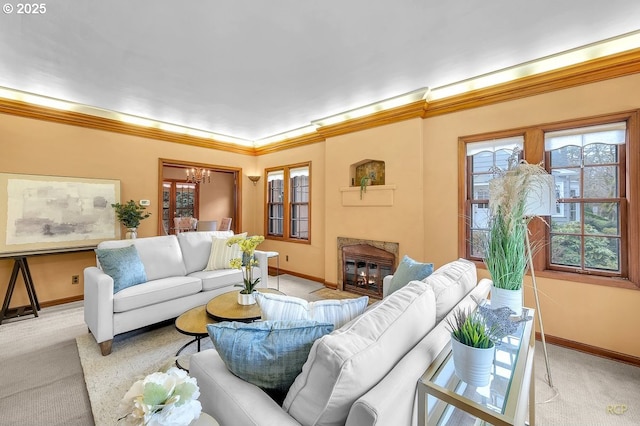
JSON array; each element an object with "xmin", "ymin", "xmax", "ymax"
[
  {"xmin": 0, "ymin": 173, "xmax": 121, "ymax": 255},
  {"xmin": 343, "ymin": 159, "xmax": 394, "ymax": 206}
]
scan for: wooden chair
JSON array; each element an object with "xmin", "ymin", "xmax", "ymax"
[
  {"xmin": 174, "ymin": 217, "xmax": 197, "ymax": 234},
  {"xmin": 218, "ymin": 217, "xmax": 232, "ymax": 231}
]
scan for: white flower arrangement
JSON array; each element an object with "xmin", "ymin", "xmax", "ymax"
[{"xmin": 118, "ymin": 367, "xmax": 202, "ymax": 426}]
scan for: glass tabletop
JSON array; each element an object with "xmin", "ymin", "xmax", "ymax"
[{"xmin": 421, "ymin": 307, "xmax": 532, "ymax": 426}]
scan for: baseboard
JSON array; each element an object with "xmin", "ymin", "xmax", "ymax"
[
  {"xmin": 537, "ymin": 332, "xmax": 640, "ymax": 367},
  {"xmin": 7, "ymin": 295, "xmax": 84, "ymax": 312},
  {"xmin": 269, "ymin": 267, "xmax": 327, "ymax": 286},
  {"xmin": 41, "ymin": 295, "xmax": 84, "ymax": 308}
]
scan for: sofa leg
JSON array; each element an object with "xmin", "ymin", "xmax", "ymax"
[{"xmin": 99, "ymin": 340, "xmax": 113, "ymax": 356}]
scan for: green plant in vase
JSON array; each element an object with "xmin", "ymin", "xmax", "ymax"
[
  {"xmin": 446, "ymin": 307, "xmax": 497, "ymax": 349},
  {"xmin": 446, "ymin": 307, "xmax": 498, "ymax": 387},
  {"xmin": 111, "ymin": 200, "xmax": 151, "ymax": 239}
]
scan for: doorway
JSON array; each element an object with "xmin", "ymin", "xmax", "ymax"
[{"xmin": 158, "ymin": 159, "xmax": 242, "ymax": 235}]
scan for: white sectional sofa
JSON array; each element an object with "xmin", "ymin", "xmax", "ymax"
[
  {"xmin": 190, "ymin": 258, "xmax": 491, "ymax": 426},
  {"xmin": 83, "ymin": 231, "xmax": 268, "ymax": 356}
]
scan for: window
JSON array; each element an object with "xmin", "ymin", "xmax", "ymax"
[
  {"xmin": 267, "ymin": 171, "xmax": 284, "ymax": 237},
  {"xmin": 266, "ymin": 163, "xmax": 310, "ymax": 242},
  {"xmin": 459, "ymin": 112, "xmax": 639, "ymax": 288},
  {"xmin": 462, "ymin": 136, "xmax": 524, "ymax": 260},
  {"xmin": 545, "ymin": 122, "xmax": 626, "ymax": 276},
  {"xmin": 162, "ymin": 181, "xmax": 198, "ymax": 234}
]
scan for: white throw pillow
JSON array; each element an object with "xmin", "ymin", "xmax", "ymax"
[
  {"xmin": 204, "ymin": 232, "xmax": 247, "ymax": 271},
  {"xmin": 254, "ymin": 292, "xmax": 369, "ymax": 329},
  {"xmin": 177, "ymin": 230, "xmax": 234, "ymax": 273},
  {"xmin": 282, "ymin": 281, "xmax": 437, "ymax": 426}
]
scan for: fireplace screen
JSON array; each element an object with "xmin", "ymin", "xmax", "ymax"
[{"xmin": 342, "ymin": 244, "xmax": 394, "ymax": 298}]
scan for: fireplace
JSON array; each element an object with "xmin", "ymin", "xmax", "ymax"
[{"xmin": 338, "ymin": 238, "xmax": 398, "ymax": 299}]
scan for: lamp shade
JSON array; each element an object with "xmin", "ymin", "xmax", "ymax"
[
  {"xmin": 523, "ymin": 174, "xmax": 556, "ymax": 217},
  {"xmin": 489, "ymin": 171, "xmax": 556, "ymax": 218}
]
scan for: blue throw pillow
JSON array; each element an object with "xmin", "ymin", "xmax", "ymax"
[
  {"xmin": 95, "ymin": 245, "xmax": 147, "ymax": 293},
  {"xmin": 207, "ymin": 320, "xmax": 334, "ymax": 393},
  {"xmin": 388, "ymin": 255, "xmax": 434, "ymax": 296}
]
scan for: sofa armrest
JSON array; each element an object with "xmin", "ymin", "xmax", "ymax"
[
  {"xmin": 190, "ymin": 349, "xmax": 301, "ymax": 426},
  {"xmin": 382, "ymin": 275, "xmax": 393, "ymax": 298},
  {"xmin": 254, "ymin": 250, "xmax": 269, "ymax": 289},
  {"xmin": 83, "ymin": 266, "xmax": 115, "ymax": 344}
]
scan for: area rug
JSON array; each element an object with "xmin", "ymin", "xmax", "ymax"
[{"xmin": 77, "ymin": 322, "xmax": 208, "ymax": 425}]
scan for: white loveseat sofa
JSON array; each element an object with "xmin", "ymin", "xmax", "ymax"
[
  {"xmin": 84, "ymin": 231, "xmax": 268, "ymax": 356},
  {"xmin": 190, "ymin": 258, "xmax": 491, "ymax": 426}
]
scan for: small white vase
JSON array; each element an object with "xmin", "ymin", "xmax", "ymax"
[
  {"xmin": 451, "ymin": 336, "xmax": 495, "ymax": 387},
  {"xmin": 125, "ymin": 227, "xmax": 138, "ymax": 239},
  {"xmin": 490, "ymin": 285, "xmax": 522, "ymax": 316},
  {"xmin": 237, "ymin": 292, "xmax": 256, "ymax": 306}
]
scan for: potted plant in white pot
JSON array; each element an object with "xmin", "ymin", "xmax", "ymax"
[
  {"xmin": 112, "ymin": 200, "xmax": 152, "ymax": 239},
  {"xmin": 227, "ymin": 234, "xmax": 265, "ymax": 305},
  {"xmin": 485, "ymin": 154, "xmax": 551, "ymax": 316},
  {"xmin": 446, "ymin": 307, "xmax": 497, "ymax": 387}
]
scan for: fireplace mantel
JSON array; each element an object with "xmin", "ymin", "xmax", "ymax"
[{"xmin": 339, "ymin": 184, "xmax": 396, "ymax": 207}]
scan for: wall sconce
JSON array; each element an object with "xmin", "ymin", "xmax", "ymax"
[{"xmin": 248, "ymin": 175, "xmax": 261, "ymax": 186}]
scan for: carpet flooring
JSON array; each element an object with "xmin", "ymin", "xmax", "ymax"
[{"xmin": 0, "ymin": 303, "xmax": 93, "ymax": 425}]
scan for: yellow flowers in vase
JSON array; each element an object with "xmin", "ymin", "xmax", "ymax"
[{"xmin": 227, "ymin": 235, "xmax": 265, "ymax": 299}]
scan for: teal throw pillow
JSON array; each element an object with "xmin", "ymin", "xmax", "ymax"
[
  {"xmin": 95, "ymin": 245, "xmax": 147, "ymax": 293},
  {"xmin": 207, "ymin": 320, "xmax": 334, "ymax": 394},
  {"xmin": 388, "ymin": 255, "xmax": 434, "ymax": 296}
]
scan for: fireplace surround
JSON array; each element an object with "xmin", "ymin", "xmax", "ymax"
[{"xmin": 337, "ymin": 237, "xmax": 399, "ymax": 298}]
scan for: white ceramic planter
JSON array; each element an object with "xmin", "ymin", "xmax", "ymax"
[
  {"xmin": 237, "ymin": 292, "xmax": 256, "ymax": 306},
  {"xmin": 490, "ymin": 285, "xmax": 522, "ymax": 316},
  {"xmin": 125, "ymin": 227, "xmax": 138, "ymax": 239},
  {"xmin": 451, "ymin": 336, "xmax": 495, "ymax": 387}
]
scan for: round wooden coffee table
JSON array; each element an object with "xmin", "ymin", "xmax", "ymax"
[{"xmin": 206, "ymin": 288, "xmax": 284, "ymax": 322}]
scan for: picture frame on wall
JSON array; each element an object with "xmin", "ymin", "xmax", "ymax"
[{"xmin": 0, "ymin": 173, "xmax": 121, "ymax": 256}]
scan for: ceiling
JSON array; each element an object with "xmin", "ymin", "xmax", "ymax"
[{"xmin": 1, "ymin": 1, "xmax": 640, "ymax": 143}]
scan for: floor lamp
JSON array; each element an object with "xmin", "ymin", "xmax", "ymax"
[{"xmin": 523, "ymin": 174, "xmax": 556, "ymax": 389}]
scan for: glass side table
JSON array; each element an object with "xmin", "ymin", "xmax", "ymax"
[{"xmin": 418, "ymin": 307, "xmax": 536, "ymax": 426}]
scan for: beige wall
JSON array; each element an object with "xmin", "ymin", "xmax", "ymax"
[
  {"xmin": 256, "ymin": 143, "xmax": 326, "ymax": 280},
  {"xmin": 2, "ymin": 72, "xmax": 640, "ymax": 358},
  {"xmin": 0, "ymin": 113, "xmax": 258, "ymax": 305},
  {"xmin": 198, "ymin": 171, "xmax": 235, "ymax": 223},
  {"xmin": 423, "ymin": 73, "xmax": 640, "ymax": 358},
  {"xmin": 323, "ymin": 119, "xmax": 425, "ymax": 286}
]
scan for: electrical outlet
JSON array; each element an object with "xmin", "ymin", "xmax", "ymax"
[
  {"xmin": 286, "ymin": 255, "xmax": 289, "ymax": 262},
  {"xmin": 72, "ymin": 275, "xmax": 79, "ymax": 285}
]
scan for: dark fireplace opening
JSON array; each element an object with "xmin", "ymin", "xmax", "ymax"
[{"xmin": 342, "ymin": 244, "xmax": 395, "ymax": 299}]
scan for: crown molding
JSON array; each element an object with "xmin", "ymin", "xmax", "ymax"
[
  {"xmin": 254, "ymin": 132, "xmax": 326, "ymax": 155},
  {"xmin": 2, "ymin": 48, "xmax": 640, "ymax": 156},
  {"xmin": 315, "ymin": 100, "xmax": 428, "ymax": 139},
  {"xmin": 424, "ymin": 48, "xmax": 640, "ymax": 118},
  {"xmin": 0, "ymin": 98, "xmax": 256, "ymax": 155}
]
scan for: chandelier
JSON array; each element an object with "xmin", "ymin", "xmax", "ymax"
[{"xmin": 186, "ymin": 167, "xmax": 211, "ymax": 184}]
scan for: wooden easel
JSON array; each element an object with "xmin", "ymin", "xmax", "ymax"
[{"xmin": 0, "ymin": 256, "xmax": 40, "ymax": 324}]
